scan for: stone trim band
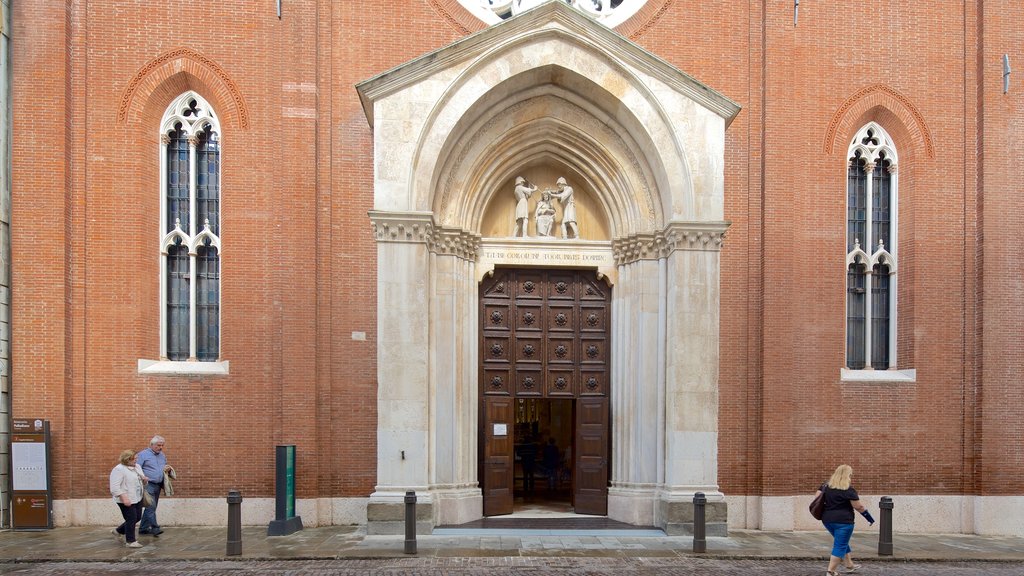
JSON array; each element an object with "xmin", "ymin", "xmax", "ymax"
[{"xmin": 370, "ymin": 211, "xmax": 481, "ymax": 260}]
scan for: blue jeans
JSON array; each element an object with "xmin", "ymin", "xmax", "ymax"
[
  {"xmin": 140, "ymin": 482, "xmax": 162, "ymax": 533},
  {"xmin": 823, "ymin": 522, "xmax": 855, "ymax": 558}
]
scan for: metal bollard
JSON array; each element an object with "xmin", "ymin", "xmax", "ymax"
[
  {"xmin": 404, "ymin": 490, "xmax": 417, "ymax": 555},
  {"xmin": 693, "ymin": 492, "xmax": 707, "ymax": 553},
  {"xmin": 226, "ymin": 490, "xmax": 243, "ymax": 556},
  {"xmin": 878, "ymin": 496, "xmax": 894, "ymax": 556}
]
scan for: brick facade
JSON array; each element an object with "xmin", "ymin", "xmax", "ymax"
[{"xmin": 9, "ymin": 1, "xmax": 1022, "ymax": 524}]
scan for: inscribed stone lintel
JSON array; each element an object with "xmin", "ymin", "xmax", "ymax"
[{"xmin": 476, "ymin": 239, "xmax": 616, "ymax": 283}]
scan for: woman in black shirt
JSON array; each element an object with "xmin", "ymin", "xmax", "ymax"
[{"xmin": 814, "ymin": 464, "xmax": 868, "ymax": 575}]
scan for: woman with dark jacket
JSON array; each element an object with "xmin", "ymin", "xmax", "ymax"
[{"xmin": 815, "ymin": 464, "xmax": 873, "ymax": 575}]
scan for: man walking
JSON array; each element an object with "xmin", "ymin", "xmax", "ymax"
[{"xmin": 137, "ymin": 435, "xmax": 171, "ymax": 536}]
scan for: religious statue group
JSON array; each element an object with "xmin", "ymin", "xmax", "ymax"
[{"xmin": 512, "ymin": 176, "xmax": 580, "ymax": 239}]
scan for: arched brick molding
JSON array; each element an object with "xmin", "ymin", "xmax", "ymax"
[
  {"xmin": 620, "ymin": 0, "xmax": 674, "ymax": 40},
  {"xmin": 118, "ymin": 48, "xmax": 250, "ymax": 130},
  {"xmin": 427, "ymin": 0, "xmax": 483, "ymax": 35},
  {"xmin": 824, "ymin": 84, "xmax": 933, "ymax": 158},
  {"xmin": 427, "ymin": 0, "xmax": 675, "ymax": 40}
]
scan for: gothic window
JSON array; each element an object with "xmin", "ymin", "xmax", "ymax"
[
  {"xmin": 846, "ymin": 123, "xmax": 897, "ymax": 370},
  {"xmin": 159, "ymin": 93, "xmax": 222, "ymax": 362}
]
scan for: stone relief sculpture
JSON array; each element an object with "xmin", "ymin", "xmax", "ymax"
[
  {"xmin": 535, "ymin": 191, "xmax": 556, "ymax": 237},
  {"xmin": 551, "ymin": 177, "xmax": 579, "ymax": 239},
  {"xmin": 512, "ymin": 176, "xmax": 537, "ymax": 237},
  {"xmin": 509, "ymin": 175, "xmax": 581, "ymax": 239}
]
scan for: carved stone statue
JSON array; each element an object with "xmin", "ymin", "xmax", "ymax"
[
  {"xmin": 512, "ymin": 176, "xmax": 537, "ymax": 237},
  {"xmin": 535, "ymin": 191, "xmax": 556, "ymax": 237},
  {"xmin": 550, "ymin": 177, "xmax": 579, "ymax": 239}
]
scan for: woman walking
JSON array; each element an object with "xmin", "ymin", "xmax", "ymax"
[
  {"xmin": 109, "ymin": 449, "xmax": 147, "ymax": 548},
  {"xmin": 816, "ymin": 464, "xmax": 872, "ymax": 575}
]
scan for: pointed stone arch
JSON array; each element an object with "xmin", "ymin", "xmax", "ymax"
[{"xmin": 428, "ymin": 72, "xmax": 666, "ymax": 237}]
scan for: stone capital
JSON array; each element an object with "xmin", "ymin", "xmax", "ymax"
[
  {"xmin": 369, "ymin": 210, "xmax": 434, "ymax": 244},
  {"xmin": 612, "ymin": 221, "xmax": 729, "ymax": 265},
  {"xmin": 429, "ymin": 226, "xmax": 482, "ymax": 260}
]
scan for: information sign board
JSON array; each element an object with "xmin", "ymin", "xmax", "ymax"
[{"xmin": 11, "ymin": 419, "xmax": 53, "ymax": 530}]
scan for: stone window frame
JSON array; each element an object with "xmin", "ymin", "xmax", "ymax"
[
  {"xmin": 841, "ymin": 122, "xmax": 914, "ymax": 383},
  {"xmin": 139, "ymin": 91, "xmax": 228, "ymax": 376}
]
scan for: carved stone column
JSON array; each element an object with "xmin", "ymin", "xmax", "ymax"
[
  {"xmin": 607, "ymin": 239, "xmax": 664, "ymax": 526},
  {"xmin": 427, "ymin": 227, "xmax": 483, "ymax": 526}
]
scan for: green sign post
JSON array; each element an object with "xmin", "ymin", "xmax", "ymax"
[{"xmin": 267, "ymin": 445, "xmax": 303, "ymax": 536}]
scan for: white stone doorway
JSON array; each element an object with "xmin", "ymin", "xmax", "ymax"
[{"xmin": 359, "ymin": 2, "xmax": 738, "ymax": 535}]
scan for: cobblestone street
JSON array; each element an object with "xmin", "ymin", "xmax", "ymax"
[{"xmin": 1, "ymin": 558, "xmax": 1023, "ymax": 576}]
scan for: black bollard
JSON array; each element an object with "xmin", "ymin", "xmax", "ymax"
[
  {"xmin": 878, "ymin": 496, "xmax": 894, "ymax": 556},
  {"xmin": 226, "ymin": 490, "xmax": 243, "ymax": 556},
  {"xmin": 404, "ymin": 490, "xmax": 417, "ymax": 554},
  {"xmin": 693, "ymin": 492, "xmax": 707, "ymax": 553}
]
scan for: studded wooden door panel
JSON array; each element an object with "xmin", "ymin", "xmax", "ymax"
[
  {"xmin": 480, "ymin": 269, "xmax": 610, "ymax": 399},
  {"xmin": 480, "ymin": 269, "xmax": 610, "ymax": 516},
  {"xmin": 481, "ymin": 396, "xmax": 515, "ymax": 516},
  {"xmin": 574, "ymin": 396, "xmax": 610, "ymax": 515}
]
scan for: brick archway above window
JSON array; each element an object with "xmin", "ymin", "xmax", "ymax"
[
  {"xmin": 118, "ymin": 47, "xmax": 250, "ymax": 130},
  {"xmin": 823, "ymin": 84, "xmax": 933, "ymax": 159}
]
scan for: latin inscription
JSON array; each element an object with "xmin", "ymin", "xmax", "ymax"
[{"xmin": 483, "ymin": 251, "xmax": 606, "ymax": 262}]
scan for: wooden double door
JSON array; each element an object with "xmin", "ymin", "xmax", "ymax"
[{"xmin": 479, "ymin": 268, "xmax": 610, "ymax": 516}]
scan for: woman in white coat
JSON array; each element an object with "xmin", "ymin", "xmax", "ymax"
[{"xmin": 109, "ymin": 449, "xmax": 147, "ymax": 547}]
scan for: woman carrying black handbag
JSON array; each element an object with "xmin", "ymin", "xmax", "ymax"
[{"xmin": 814, "ymin": 464, "xmax": 874, "ymax": 576}]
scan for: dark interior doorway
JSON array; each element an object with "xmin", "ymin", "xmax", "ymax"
[{"xmin": 514, "ymin": 398, "xmax": 574, "ymax": 512}]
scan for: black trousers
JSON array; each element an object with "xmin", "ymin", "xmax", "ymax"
[{"xmin": 115, "ymin": 501, "xmax": 143, "ymax": 543}]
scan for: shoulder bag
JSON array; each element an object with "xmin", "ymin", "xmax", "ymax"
[
  {"xmin": 809, "ymin": 484, "xmax": 826, "ymax": 520},
  {"xmin": 137, "ymin": 470, "xmax": 155, "ymax": 508}
]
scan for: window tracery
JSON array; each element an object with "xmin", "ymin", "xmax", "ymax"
[
  {"xmin": 159, "ymin": 92, "xmax": 221, "ymax": 362},
  {"xmin": 846, "ymin": 123, "xmax": 897, "ymax": 370}
]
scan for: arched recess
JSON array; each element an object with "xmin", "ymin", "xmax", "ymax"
[
  {"xmin": 835, "ymin": 102, "xmax": 927, "ymax": 371},
  {"xmin": 431, "ymin": 77, "xmax": 667, "ymax": 238},
  {"xmin": 118, "ymin": 47, "xmax": 250, "ymax": 131},
  {"xmin": 407, "ymin": 31, "xmax": 699, "ymax": 228}
]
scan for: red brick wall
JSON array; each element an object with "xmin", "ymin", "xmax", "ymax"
[
  {"xmin": 978, "ymin": 1, "xmax": 1024, "ymax": 496},
  {"xmin": 10, "ymin": 1, "xmax": 1022, "ymax": 503}
]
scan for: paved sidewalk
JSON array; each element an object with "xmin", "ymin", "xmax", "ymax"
[{"xmin": 0, "ymin": 526, "xmax": 1022, "ymax": 564}]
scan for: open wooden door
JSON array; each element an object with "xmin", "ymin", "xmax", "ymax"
[
  {"xmin": 482, "ymin": 396, "xmax": 514, "ymax": 516},
  {"xmin": 573, "ymin": 396, "xmax": 609, "ymax": 515},
  {"xmin": 480, "ymin": 269, "xmax": 610, "ymax": 516}
]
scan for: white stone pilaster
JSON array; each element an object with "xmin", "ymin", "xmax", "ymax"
[
  {"xmin": 661, "ymin": 223, "xmax": 726, "ymax": 500},
  {"xmin": 371, "ymin": 211, "xmax": 433, "ymax": 497}
]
